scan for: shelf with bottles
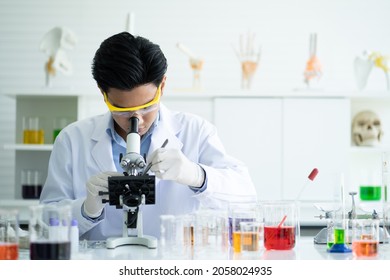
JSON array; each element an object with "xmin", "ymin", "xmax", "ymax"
[
  {"xmin": 1, "ymin": 93, "xmax": 79, "ymax": 201},
  {"xmin": 13, "ymin": 95, "xmax": 78, "ymax": 145}
]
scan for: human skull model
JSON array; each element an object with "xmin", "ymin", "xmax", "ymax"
[{"xmin": 352, "ymin": 110, "xmax": 383, "ymax": 146}]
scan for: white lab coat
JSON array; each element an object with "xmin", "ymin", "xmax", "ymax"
[{"xmin": 40, "ymin": 103, "xmax": 257, "ymax": 240}]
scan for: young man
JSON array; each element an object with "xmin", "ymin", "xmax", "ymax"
[{"xmin": 40, "ymin": 32, "xmax": 257, "ymax": 240}]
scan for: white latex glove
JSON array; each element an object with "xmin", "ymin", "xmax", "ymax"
[
  {"xmin": 149, "ymin": 148, "xmax": 205, "ymax": 187},
  {"xmin": 84, "ymin": 171, "xmax": 123, "ymax": 218}
]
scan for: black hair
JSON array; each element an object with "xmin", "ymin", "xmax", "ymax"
[{"xmin": 92, "ymin": 32, "xmax": 168, "ymax": 93}]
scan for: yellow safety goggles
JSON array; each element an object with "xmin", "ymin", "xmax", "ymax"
[{"xmin": 103, "ymin": 84, "xmax": 161, "ymax": 112}]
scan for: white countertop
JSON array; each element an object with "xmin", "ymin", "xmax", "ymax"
[{"xmin": 18, "ymin": 237, "xmax": 390, "ymax": 260}]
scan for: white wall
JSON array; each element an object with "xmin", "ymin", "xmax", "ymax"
[
  {"xmin": 1, "ymin": 0, "xmax": 390, "ymax": 198},
  {"xmin": 1, "ymin": 0, "xmax": 390, "ymax": 92}
]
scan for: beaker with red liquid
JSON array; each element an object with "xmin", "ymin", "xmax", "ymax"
[
  {"xmin": 262, "ymin": 201, "xmax": 297, "ymax": 250},
  {"xmin": 264, "ymin": 225, "xmax": 295, "ymax": 250}
]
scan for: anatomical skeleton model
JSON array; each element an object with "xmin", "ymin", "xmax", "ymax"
[
  {"xmin": 233, "ymin": 31, "xmax": 262, "ymax": 89},
  {"xmin": 352, "ymin": 110, "xmax": 384, "ymax": 147},
  {"xmin": 354, "ymin": 50, "xmax": 390, "ymax": 91},
  {"xmin": 304, "ymin": 33, "xmax": 322, "ymax": 87},
  {"xmin": 40, "ymin": 27, "xmax": 77, "ymax": 87},
  {"xmin": 176, "ymin": 43, "xmax": 204, "ymax": 89}
]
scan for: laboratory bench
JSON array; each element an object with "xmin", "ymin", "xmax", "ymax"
[{"xmin": 17, "ymin": 237, "xmax": 390, "ymax": 260}]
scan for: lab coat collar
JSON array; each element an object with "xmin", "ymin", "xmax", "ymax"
[
  {"xmin": 149, "ymin": 103, "xmax": 183, "ymax": 153},
  {"xmin": 91, "ymin": 112, "xmax": 117, "ymax": 171}
]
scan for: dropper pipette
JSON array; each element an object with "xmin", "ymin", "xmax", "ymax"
[
  {"xmin": 293, "ymin": 168, "xmax": 318, "ymax": 243},
  {"xmin": 295, "ymin": 168, "xmax": 319, "ymax": 201}
]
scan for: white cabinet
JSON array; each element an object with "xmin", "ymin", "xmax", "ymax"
[
  {"xmin": 214, "ymin": 97, "xmax": 350, "ymax": 202},
  {"xmin": 214, "ymin": 98, "xmax": 283, "ymax": 200},
  {"xmin": 282, "ymin": 98, "xmax": 350, "ymax": 201}
]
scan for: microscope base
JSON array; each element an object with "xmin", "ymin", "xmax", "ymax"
[{"xmin": 106, "ymin": 235, "xmax": 157, "ymax": 249}]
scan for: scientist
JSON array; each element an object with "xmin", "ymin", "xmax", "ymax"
[{"xmin": 40, "ymin": 32, "xmax": 257, "ymax": 240}]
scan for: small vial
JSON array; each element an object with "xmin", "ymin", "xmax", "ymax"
[
  {"xmin": 49, "ymin": 217, "xmax": 60, "ymax": 242},
  {"xmin": 70, "ymin": 219, "xmax": 79, "ymax": 254}
]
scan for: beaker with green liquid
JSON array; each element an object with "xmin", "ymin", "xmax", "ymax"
[
  {"xmin": 359, "ymin": 185, "xmax": 381, "ymax": 201},
  {"xmin": 327, "ymin": 209, "xmax": 351, "ymax": 253},
  {"xmin": 53, "ymin": 117, "xmax": 69, "ymax": 143}
]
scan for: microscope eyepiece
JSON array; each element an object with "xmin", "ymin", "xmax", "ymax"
[{"xmin": 129, "ymin": 116, "xmax": 139, "ymax": 134}]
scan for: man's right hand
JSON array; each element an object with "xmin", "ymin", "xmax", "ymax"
[{"xmin": 83, "ymin": 171, "xmax": 123, "ymax": 218}]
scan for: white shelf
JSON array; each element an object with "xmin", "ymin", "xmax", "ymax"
[
  {"xmin": 349, "ymin": 146, "xmax": 390, "ymax": 154},
  {"xmin": 3, "ymin": 144, "xmax": 53, "ymax": 151},
  {"xmin": 0, "ymin": 87, "xmax": 85, "ymax": 97}
]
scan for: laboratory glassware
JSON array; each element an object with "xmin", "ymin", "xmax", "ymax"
[
  {"xmin": 228, "ymin": 202, "xmax": 260, "ymax": 253},
  {"xmin": 29, "ymin": 204, "xmax": 72, "ymax": 260},
  {"xmin": 0, "ymin": 209, "xmax": 19, "ymax": 260},
  {"xmin": 53, "ymin": 117, "xmax": 69, "ymax": 142},
  {"xmin": 351, "ymin": 219, "xmax": 379, "ymax": 257},
  {"xmin": 23, "ymin": 116, "xmax": 44, "ymax": 144},
  {"xmin": 263, "ymin": 201, "xmax": 297, "ymax": 250},
  {"xmin": 21, "ymin": 169, "xmax": 42, "ymax": 199}
]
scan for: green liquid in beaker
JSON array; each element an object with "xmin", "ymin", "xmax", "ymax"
[
  {"xmin": 334, "ymin": 228, "xmax": 345, "ymax": 244},
  {"xmin": 360, "ymin": 186, "xmax": 381, "ymax": 201},
  {"xmin": 327, "ymin": 242, "xmax": 334, "ymax": 249},
  {"xmin": 53, "ymin": 129, "xmax": 61, "ymax": 143}
]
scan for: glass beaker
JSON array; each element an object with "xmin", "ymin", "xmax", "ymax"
[
  {"xmin": 327, "ymin": 208, "xmax": 352, "ymax": 253},
  {"xmin": 351, "ymin": 219, "xmax": 379, "ymax": 258},
  {"xmin": 21, "ymin": 169, "xmax": 42, "ymax": 199},
  {"xmin": 228, "ymin": 202, "xmax": 260, "ymax": 253},
  {"xmin": 53, "ymin": 117, "xmax": 69, "ymax": 143},
  {"xmin": 262, "ymin": 201, "xmax": 297, "ymax": 250},
  {"xmin": 23, "ymin": 116, "xmax": 44, "ymax": 144},
  {"xmin": 359, "ymin": 170, "xmax": 382, "ymax": 201},
  {"xmin": 29, "ymin": 204, "xmax": 72, "ymax": 260},
  {"xmin": 0, "ymin": 209, "xmax": 19, "ymax": 260},
  {"xmin": 240, "ymin": 221, "xmax": 263, "ymax": 253},
  {"xmin": 159, "ymin": 214, "xmax": 178, "ymax": 254}
]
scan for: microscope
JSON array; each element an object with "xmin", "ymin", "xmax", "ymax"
[{"xmin": 100, "ymin": 116, "xmax": 157, "ymax": 249}]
